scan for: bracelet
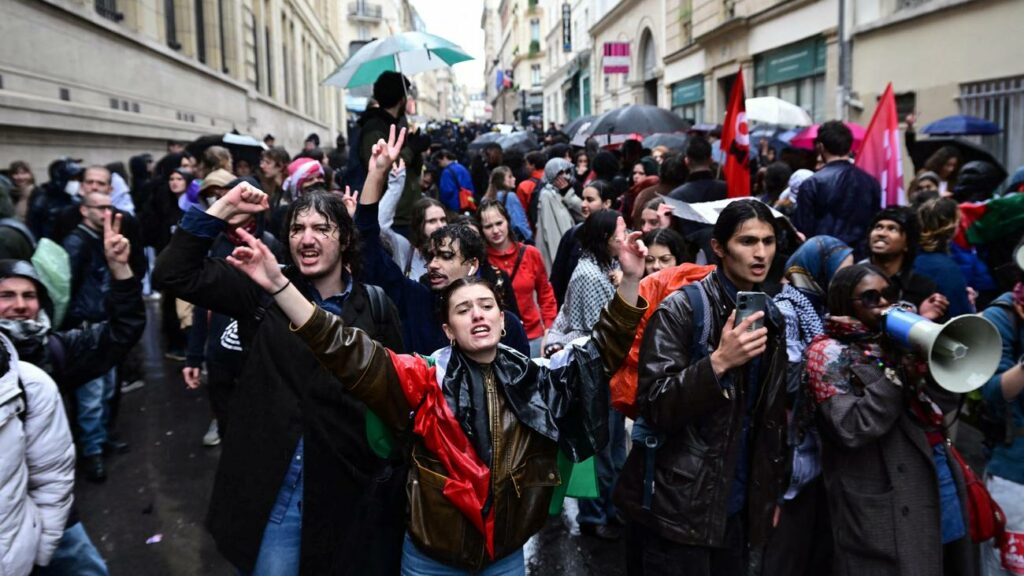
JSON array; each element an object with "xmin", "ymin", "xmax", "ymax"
[{"xmin": 271, "ymin": 280, "xmax": 291, "ymax": 296}]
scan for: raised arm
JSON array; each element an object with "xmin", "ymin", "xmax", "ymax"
[
  {"xmin": 56, "ymin": 211, "xmax": 146, "ymax": 389},
  {"xmin": 225, "ymin": 224, "xmax": 411, "ymax": 429}
]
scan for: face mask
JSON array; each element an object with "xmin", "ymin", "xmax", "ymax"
[{"xmin": 65, "ymin": 180, "xmax": 80, "ymax": 196}]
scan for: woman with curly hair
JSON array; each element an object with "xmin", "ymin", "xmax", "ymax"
[{"xmin": 912, "ymin": 198, "xmax": 973, "ymax": 317}]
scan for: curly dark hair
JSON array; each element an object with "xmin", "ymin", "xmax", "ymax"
[
  {"xmin": 429, "ymin": 223, "xmax": 486, "ymax": 267},
  {"xmin": 282, "ymin": 191, "xmax": 362, "ymax": 277}
]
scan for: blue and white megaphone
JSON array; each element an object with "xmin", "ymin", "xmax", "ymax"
[{"xmin": 883, "ymin": 307, "xmax": 1002, "ymax": 393}]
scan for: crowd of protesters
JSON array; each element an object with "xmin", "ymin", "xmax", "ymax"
[{"xmin": 2, "ymin": 67, "xmax": 1024, "ymax": 576}]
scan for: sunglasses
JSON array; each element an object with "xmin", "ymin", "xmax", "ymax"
[{"xmin": 850, "ymin": 286, "xmax": 899, "ymax": 308}]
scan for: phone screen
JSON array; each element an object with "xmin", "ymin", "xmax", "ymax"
[{"xmin": 734, "ymin": 291, "xmax": 767, "ymax": 331}]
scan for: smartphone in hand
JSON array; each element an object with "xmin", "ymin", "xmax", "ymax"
[{"xmin": 735, "ymin": 291, "xmax": 768, "ymax": 331}]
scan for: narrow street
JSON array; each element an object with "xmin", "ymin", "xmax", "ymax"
[{"xmin": 73, "ymin": 301, "xmax": 628, "ymax": 575}]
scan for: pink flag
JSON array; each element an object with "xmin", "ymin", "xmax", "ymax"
[{"xmin": 856, "ymin": 83, "xmax": 905, "ymax": 207}]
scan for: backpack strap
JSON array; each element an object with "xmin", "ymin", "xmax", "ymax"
[
  {"xmin": 364, "ymin": 284, "xmax": 387, "ymax": 328},
  {"xmin": 634, "ymin": 281, "xmax": 710, "ymax": 510}
]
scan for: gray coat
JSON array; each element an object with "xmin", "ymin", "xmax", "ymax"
[{"xmin": 817, "ymin": 362, "xmax": 976, "ymax": 576}]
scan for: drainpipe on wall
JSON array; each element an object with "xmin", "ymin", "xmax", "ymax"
[{"xmin": 836, "ymin": 0, "xmax": 850, "ymax": 120}]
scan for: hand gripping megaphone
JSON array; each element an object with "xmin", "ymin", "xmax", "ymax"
[{"xmin": 883, "ymin": 307, "xmax": 1002, "ymax": 393}]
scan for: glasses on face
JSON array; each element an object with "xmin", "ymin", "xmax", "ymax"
[{"xmin": 851, "ymin": 286, "xmax": 900, "ymax": 308}]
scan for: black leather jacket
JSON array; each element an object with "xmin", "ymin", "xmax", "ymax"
[{"xmin": 615, "ymin": 270, "xmax": 789, "ymax": 548}]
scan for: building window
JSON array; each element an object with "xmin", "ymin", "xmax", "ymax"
[
  {"xmin": 218, "ymin": 0, "xmax": 229, "ymax": 73},
  {"xmin": 165, "ymin": 0, "xmax": 181, "ymax": 49},
  {"xmin": 195, "ymin": 0, "xmax": 207, "ymax": 64},
  {"xmin": 671, "ymin": 75, "xmax": 704, "ymax": 124},
  {"xmin": 59, "ymin": 88, "xmax": 70, "ymax": 101},
  {"xmin": 959, "ymin": 76, "xmax": 1024, "ymax": 172},
  {"xmin": 530, "ymin": 19, "xmax": 540, "ymax": 42},
  {"xmin": 754, "ymin": 37, "xmax": 827, "ymax": 122},
  {"xmin": 265, "ymin": 25, "xmax": 273, "ymax": 97},
  {"xmin": 894, "ymin": 91, "xmax": 916, "ymax": 120},
  {"xmin": 95, "ymin": 0, "xmax": 123, "ymax": 21},
  {"xmin": 531, "ymin": 64, "xmax": 541, "ymax": 87},
  {"xmin": 358, "ymin": 25, "xmax": 370, "ymax": 40}
]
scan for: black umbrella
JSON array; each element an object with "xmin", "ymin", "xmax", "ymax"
[
  {"xmin": 466, "ymin": 132, "xmax": 503, "ymax": 153},
  {"xmin": 187, "ymin": 132, "xmax": 267, "ymax": 170},
  {"xmin": 642, "ymin": 133, "xmax": 688, "ymax": 151},
  {"xmin": 587, "ymin": 105, "xmax": 689, "ymax": 139},
  {"xmin": 909, "ymin": 137, "xmax": 1007, "ymax": 181},
  {"xmin": 497, "ymin": 132, "xmax": 540, "ymax": 155},
  {"xmin": 563, "ymin": 114, "xmax": 597, "ymax": 139}
]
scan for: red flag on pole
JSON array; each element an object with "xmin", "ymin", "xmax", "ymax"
[
  {"xmin": 856, "ymin": 83, "xmax": 905, "ymax": 207},
  {"xmin": 720, "ymin": 69, "xmax": 750, "ymax": 198}
]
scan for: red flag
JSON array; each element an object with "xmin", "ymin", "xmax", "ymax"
[
  {"xmin": 856, "ymin": 83, "xmax": 905, "ymax": 207},
  {"xmin": 720, "ymin": 69, "xmax": 750, "ymax": 198}
]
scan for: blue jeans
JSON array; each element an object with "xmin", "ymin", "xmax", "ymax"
[
  {"xmin": 400, "ymin": 534, "xmax": 524, "ymax": 575},
  {"xmin": 76, "ymin": 369, "xmax": 116, "ymax": 456},
  {"xmin": 35, "ymin": 522, "xmax": 109, "ymax": 576},
  {"xmin": 577, "ymin": 407, "xmax": 627, "ymax": 526},
  {"xmin": 246, "ymin": 471, "xmax": 303, "ymax": 576}
]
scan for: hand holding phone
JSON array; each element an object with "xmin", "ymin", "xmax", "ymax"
[{"xmin": 734, "ymin": 291, "xmax": 768, "ymax": 331}]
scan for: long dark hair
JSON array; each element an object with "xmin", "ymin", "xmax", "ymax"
[
  {"xmin": 712, "ymin": 199, "xmax": 778, "ymax": 257},
  {"xmin": 282, "ymin": 192, "xmax": 362, "ymax": 277},
  {"xmin": 827, "ymin": 263, "xmax": 889, "ymax": 319},
  {"xmin": 576, "ymin": 209, "xmax": 621, "ymax": 268},
  {"xmin": 411, "ymin": 197, "xmax": 448, "ymax": 250}
]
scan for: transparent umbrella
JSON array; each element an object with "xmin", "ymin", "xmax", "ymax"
[{"xmin": 323, "ymin": 31, "xmax": 473, "ymax": 89}]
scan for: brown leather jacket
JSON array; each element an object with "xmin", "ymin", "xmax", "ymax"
[
  {"xmin": 615, "ymin": 271, "xmax": 789, "ymax": 549},
  {"xmin": 294, "ymin": 292, "xmax": 646, "ymax": 570}
]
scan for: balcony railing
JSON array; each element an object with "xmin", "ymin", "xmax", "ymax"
[
  {"xmin": 95, "ymin": 0, "xmax": 123, "ymax": 21},
  {"xmin": 348, "ymin": 2, "xmax": 382, "ymax": 20}
]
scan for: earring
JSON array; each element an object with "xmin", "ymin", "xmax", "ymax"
[
  {"xmin": 501, "ymin": 326, "xmax": 507, "ymax": 337},
  {"xmin": 449, "ymin": 339, "xmax": 455, "ymax": 348}
]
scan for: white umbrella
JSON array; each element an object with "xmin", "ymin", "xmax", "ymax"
[
  {"xmin": 745, "ymin": 97, "xmax": 813, "ymax": 127},
  {"xmin": 323, "ymin": 31, "xmax": 473, "ymax": 89},
  {"xmin": 660, "ymin": 197, "xmax": 784, "ymax": 225}
]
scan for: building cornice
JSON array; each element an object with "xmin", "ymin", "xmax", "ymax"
[
  {"xmin": 589, "ymin": 0, "xmax": 637, "ymax": 36},
  {"xmin": 853, "ymin": 0, "xmax": 975, "ymax": 36}
]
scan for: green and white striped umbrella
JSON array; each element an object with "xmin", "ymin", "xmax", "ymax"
[{"xmin": 323, "ymin": 31, "xmax": 473, "ymax": 89}]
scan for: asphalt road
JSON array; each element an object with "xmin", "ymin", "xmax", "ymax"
[{"xmin": 73, "ymin": 301, "xmax": 627, "ymax": 575}]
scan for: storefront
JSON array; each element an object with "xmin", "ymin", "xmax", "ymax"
[
  {"xmin": 671, "ymin": 74, "xmax": 704, "ymax": 125},
  {"xmin": 754, "ymin": 36, "xmax": 827, "ymax": 122}
]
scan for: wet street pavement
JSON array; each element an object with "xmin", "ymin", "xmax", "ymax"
[{"xmin": 74, "ymin": 301, "xmax": 627, "ymax": 575}]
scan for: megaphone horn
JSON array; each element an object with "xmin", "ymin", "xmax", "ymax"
[{"xmin": 883, "ymin": 307, "xmax": 1002, "ymax": 393}]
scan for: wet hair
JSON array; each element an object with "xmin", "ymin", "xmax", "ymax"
[
  {"xmin": 815, "ymin": 121, "xmax": 853, "ymax": 157},
  {"xmin": 411, "ymin": 197, "xmax": 448, "ymax": 249},
  {"xmin": 712, "ymin": 199, "xmax": 779, "ymax": 253},
  {"xmin": 685, "ymin": 137, "xmax": 713, "ymax": 164},
  {"xmin": 659, "ymin": 153, "xmax": 687, "ymax": 187},
  {"xmin": 526, "ymin": 151, "xmax": 548, "ymax": 171},
  {"xmin": 917, "ymin": 197, "xmax": 960, "ymax": 253},
  {"xmin": 576, "ymin": 209, "xmax": 622, "ymax": 268},
  {"xmin": 827, "ymin": 263, "xmax": 890, "ymax": 319},
  {"xmin": 583, "ymin": 180, "xmax": 617, "ymax": 205},
  {"xmin": 437, "ymin": 276, "xmax": 503, "ymax": 324},
  {"xmin": 282, "ymin": 191, "xmax": 361, "ymax": 276},
  {"xmin": 262, "ymin": 146, "xmax": 291, "ymax": 168},
  {"xmin": 643, "ymin": 228, "xmax": 688, "ymax": 263},
  {"xmin": 485, "ymin": 166, "xmax": 514, "ymax": 200},
  {"xmin": 430, "ymin": 224, "xmax": 486, "ymax": 266}
]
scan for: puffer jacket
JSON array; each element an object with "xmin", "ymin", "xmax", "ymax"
[
  {"xmin": 792, "ymin": 161, "xmax": 881, "ymax": 259},
  {"xmin": 615, "ymin": 270, "xmax": 789, "ymax": 548},
  {"xmin": 293, "ymin": 291, "xmax": 646, "ymax": 571},
  {"xmin": 0, "ymin": 334, "xmax": 75, "ymax": 575}
]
